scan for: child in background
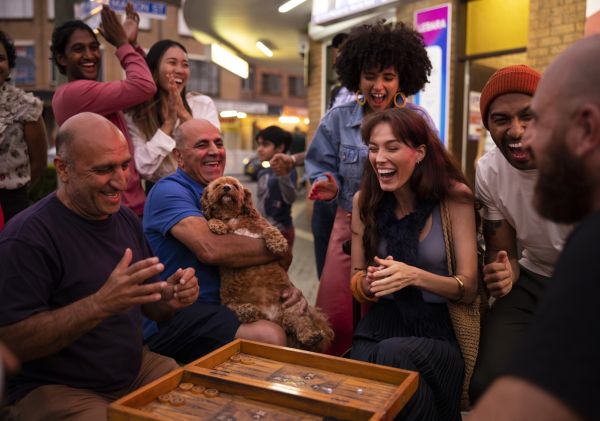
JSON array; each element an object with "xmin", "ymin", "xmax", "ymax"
[{"xmin": 255, "ymin": 126, "xmax": 297, "ymax": 248}]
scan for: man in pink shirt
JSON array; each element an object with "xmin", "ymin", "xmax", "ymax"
[{"xmin": 51, "ymin": 4, "xmax": 155, "ymax": 215}]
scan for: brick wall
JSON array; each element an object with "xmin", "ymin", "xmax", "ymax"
[
  {"xmin": 306, "ymin": 39, "xmax": 323, "ymax": 144},
  {"xmin": 527, "ymin": 0, "xmax": 586, "ymax": 71}
]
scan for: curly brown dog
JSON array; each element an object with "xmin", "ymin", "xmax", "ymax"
[{"xmin": 201, "ymin": 176, "xmax": 333, "ymax": 352}]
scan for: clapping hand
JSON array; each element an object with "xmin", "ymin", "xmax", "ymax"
[
  {"xmin": 368, "ymin": 256, "xmax": 417, "ymax": 297},
  {"xmin": 122, "ymin": 2, "xmax": 140, "ymax": 46},
  {"xmin": 161, "ymin": 267, "xmax": 199, "ymax": 310},
  {"xmin": 161, "ymin": 74, "xmax": 179, "ymax": 133},
  {"xmin": 98, "ymin": 5, "xmax": 129, "ymax": 48},
  {"xmin": 92, "ymin": 248, "xmax": 167, "ymax": 318}
]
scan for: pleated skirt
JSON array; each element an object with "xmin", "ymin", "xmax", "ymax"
[{"xmin": 351, "ymin": 296, "xmax": 464, "ymax": 421}]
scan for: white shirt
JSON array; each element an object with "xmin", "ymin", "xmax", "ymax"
[
  {"xmin": 125, "ymin": 92, "xmax": 220, "ymax": 181},
  {"xmin": 475, "ymin": 147, "xmax": 572, "ymax": 277}
]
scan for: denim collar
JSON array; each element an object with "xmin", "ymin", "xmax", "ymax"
[{"xmin": 346, "ymin": 101, "xmax": 365, "ymax": 129}]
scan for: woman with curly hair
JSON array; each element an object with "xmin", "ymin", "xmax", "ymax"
[
  {"xmin": 305, "ymin": 21, "xmax": 434, "ymax": 356},
  {"xmin": 125, "ymin": 40, "xmax": 219, "ymax": 190},
  {"xmin": 351, "ymin": 107, "xmax": 477, "ymax": 419},
  {"xmin": 0, "ymin": 30, "xmax": 47, "ymax": 222}
]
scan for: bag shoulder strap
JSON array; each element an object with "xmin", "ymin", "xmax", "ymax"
[{"xmin": 440, "ymin": 199, "xmax": 455, "ymax": 276}]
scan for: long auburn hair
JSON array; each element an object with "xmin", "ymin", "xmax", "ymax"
[
  {"xmin": 127, "ymin": 40, "xmax": 192, "ymax": 140},
  {"xmin": 358, "ymin": 108, "xmax": 472, "ymax": 263}
]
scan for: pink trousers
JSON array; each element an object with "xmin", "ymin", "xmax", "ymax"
[{"xmin": 315, "ymin": 208, "xmax": 353, "ymax": 356}]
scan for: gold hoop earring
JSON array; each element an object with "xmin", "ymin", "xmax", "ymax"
[
  {"xmin": 394, "ymin": 91, "xmax": 407, "ymax": 109},
  {"xmin": 355, "ymin": 90, "xmax": 366, "ymax": 106}
]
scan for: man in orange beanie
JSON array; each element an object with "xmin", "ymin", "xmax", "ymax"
[{"xmin": 469, "ymin": 65, "xmax": 572, "ymax": 402}]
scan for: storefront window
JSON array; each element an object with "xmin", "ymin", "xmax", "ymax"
[
  {"xmin": 187, "ymin": 59, "xmax": 220, "ymax": 96},
  {"xmin": 261, "ymin": 73, "xmax": 281, "ymax": 95}
]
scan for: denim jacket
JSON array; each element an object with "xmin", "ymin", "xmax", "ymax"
[{"xmin": 305, "ymin": 101, "xmax": 436, "ymax": 212}]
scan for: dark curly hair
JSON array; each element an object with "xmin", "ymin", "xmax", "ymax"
[
  {"xmin": 335, "ymin": 21, "xmax": 432, "ymax": 96},
  {"xmin": 0, "ymin": 30, "xmax": 16, "ymax": 70},
  {"xmin": 50, "ymin": 20, "xmax": 97, "ymax": 75}
]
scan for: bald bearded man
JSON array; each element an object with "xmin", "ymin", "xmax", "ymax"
[{"xmin": 470, "ymin": 34, "xmax": 600, "ymax": 421}]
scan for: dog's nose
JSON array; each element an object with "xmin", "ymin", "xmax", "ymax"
[{"xmin": 223, "ymin": 185, "xmax": 231, "ymax": 192}]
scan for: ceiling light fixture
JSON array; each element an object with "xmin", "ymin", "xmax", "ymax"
[
  {"xmin": 256, "ymin": 41, "xmax": 274, "ymax": 57},
  {"xmin": 211, "ymin": 44, "xmax": 249, "ymax": 79},
  {"xmin": 278, "ymin": 0, "xmax": 306, "ymax": 13}
]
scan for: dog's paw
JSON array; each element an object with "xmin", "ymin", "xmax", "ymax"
[
  {"xmin": 208, "ymin": 219, "xmax": 228, "ymax": 235},
  {"xmin": 297, "ymin": 330, "xmax": 324, "ymax": 348},
  {"xmin": 232, "ymin": 303, "xmax": 263, "ymax": 323},
  {"xmin": 263, "ymin": 226, "xmax": 288, "ymax": 255}
]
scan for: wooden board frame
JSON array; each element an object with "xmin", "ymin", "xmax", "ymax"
[{"xmin": 109, "ymin": 340, "xmax": 419, "ymax": 420}]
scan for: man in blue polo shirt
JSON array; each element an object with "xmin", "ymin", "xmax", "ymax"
[{"xmin": 143, "ymin": 119, "xmax": 307, "ymax": 362}]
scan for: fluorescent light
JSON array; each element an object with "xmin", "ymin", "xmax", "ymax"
[
  {"xmin": 220, "ymin": 110, "xmax": 238, "ymax": 118},
  {"xmin": 279, "ymin": 116, "xmax": 300, "ymax": 124},
  {"xmin": 256, "ymin": 41, "xmax": 273, "ymax": 57},
  {"xmin": 211, "ymin": 44, "xmax": 249, "ymax": 79},
  {"xmin": 278, "ymin": 0, "xmax": 306, "ymax": 13},
  {"xmin": 236, "ymin": 112, "xmax": 247, "ymax": 119}
]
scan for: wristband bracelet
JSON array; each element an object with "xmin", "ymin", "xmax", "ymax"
[
  {"xmin": 449, "ymin": 275, "xmax": 465, "ymax": 303},
  {"xmin": 350, "ymin": 271, "xmax": 378, "ymax": 304},
  {"xmin": 290, "ymin": 154, "xmax": 297, "ymax": 165}
]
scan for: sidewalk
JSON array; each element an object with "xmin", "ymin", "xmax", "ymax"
[{"xmin": 287, "ymin": 196, "xmax": 319, "ymax": 305}]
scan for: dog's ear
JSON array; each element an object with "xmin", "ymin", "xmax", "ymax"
[
  {"xmin": 200, "ymin": 189, "xmax": 212, "ymax": 220},
  {"xmin": 242, "ymin": 188, "xmax": 260, "ymax": 218}
]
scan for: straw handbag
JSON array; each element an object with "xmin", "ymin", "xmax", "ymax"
[{"xmin": 440, "ymin": 200, "xmax": 488, "ymax": 411}]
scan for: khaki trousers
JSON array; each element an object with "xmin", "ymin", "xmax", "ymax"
[{"xmin": 5, "ymin": 348, "xmax": 177, "ymax": 421}]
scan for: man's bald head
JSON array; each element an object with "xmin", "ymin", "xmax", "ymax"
[
  {"xmin": 526, "ymin": 34, "xmax": 600, "ymax": 224},
  {"xmin": 54, "ymin": 112, "xmax": 132, "ymax": 220},
  {"xmin": 539, "ymin": 34, "xmax": 600, "ymax": 113},
  {"xmin": 173, "ymin": 119, "xmax": 219, "ymax": 148},
  {"xmin": 173, "ymin": 119, "xmax": 225, "ymax": 186},
  {"xmin": 56, "ymin": 112, "xmax": 126, "ymax": 163}
]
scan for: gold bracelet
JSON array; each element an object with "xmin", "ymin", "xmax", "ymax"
[{"xmin": 449, "ymin": 275, "xmax": 465, "ymax": 303}]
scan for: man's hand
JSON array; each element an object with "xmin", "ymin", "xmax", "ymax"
[
  {"xmin": 122, "ymin": 2, "xmax": 140, "ymax": 46},
  {"xmin": 281, "ymin": 287, "xmax": 308, "ymax": 314},
  {"xmin": 162, "ymin": 267, "xmax": 199, "ymax": 310},
  {"xmin": 277, "ymin": 246, "xmax": 293, "ymax": 271},
  {"xmin": 308, "ymin": 173, "xmax": 338, "ymax": 201},
  {"xmin": 483, "ymin": 251, "xmax": 514, "ymax": 298},
  {"xmin": 270, "ymin": 153, "xmax": 294, "ymax": 176},
  {"xmin": 98, "ymin": 5, "xmax": 129, "ymax": 48},
  {"xmin": 92, "ymin": 248, "xmax": 166, "ymax": 318}
]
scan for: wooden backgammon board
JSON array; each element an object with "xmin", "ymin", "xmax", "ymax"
[{"xmin": 108, "ymin": 339, "xmax": 419, "ymax": 420}]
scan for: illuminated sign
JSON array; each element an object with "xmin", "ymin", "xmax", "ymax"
[
  {"xmin": 311, "ymin": 0, "xmax": 400, "ymax": 25},
  {"xmin": 414, "ymin": 4, "xmax": 451, "ymax": 146}
]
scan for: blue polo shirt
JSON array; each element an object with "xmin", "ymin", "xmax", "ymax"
[{"xmin": 143, "ymin": 168, "xmax": 221, "ymax": 339}]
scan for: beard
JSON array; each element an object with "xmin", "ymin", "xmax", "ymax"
[{"xmin": 534, "ymin": 135, "xmax": 593, "ymax": 224}]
